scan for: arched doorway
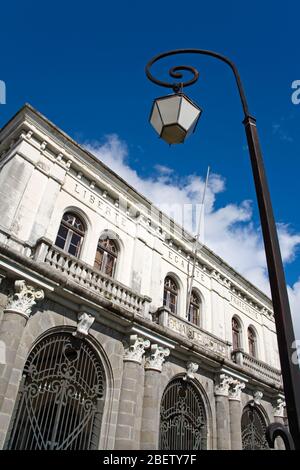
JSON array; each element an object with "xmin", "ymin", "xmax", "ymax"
[
  {"xmin": 6, "ymin": 332, "xmax": 105, "ymax": 450},
  {"xmin": 159, "ymin": 378, "xmax": 207, "ymax": 450},
  {"xmin": 241, "ymin": 404, "xmax": 269, "ymax": 450}
]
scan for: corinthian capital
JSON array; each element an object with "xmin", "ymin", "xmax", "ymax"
[
  {"xmin": 4, "ymin": 280, "xmax": 44, "ymax": 319},
  {"xmin": 228, "ymin": 379, "xmax": 246, "ymax": 401},
  {"xmin": 215, "ymin": 373, "xmax": 234, "ymax": 396},
  {"xmin": 124, "ymin": 335, "xmax": 150, "ymax": 364},
  {"xmin": 145, "ymin": 344, "xmax": 170, "ymax": 372}
]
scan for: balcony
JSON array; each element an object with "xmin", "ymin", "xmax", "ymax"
[
  {"xmin": 155, "ymin": 307, "xmax": 230, "ymax": 359},
  {"xmin": 232, "ymin": 349, "xmax": 282, "ymax": 387},
  {"xmin": 33, "ymin": 238, "xmax": 151, "ymax": 317}
]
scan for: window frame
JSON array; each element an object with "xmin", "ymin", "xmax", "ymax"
[
  {"xmin": 163, "ymin": 276, "xmax": 179, "ymax": 314},
  {"xmin": 188, "ymin": 290, "xmax": 201, "ymax": 326},
  {"xmin": 247, "ymin": 327, "xmax": 257, "ymax": 358},
  {"xmin": 232, "ymin": 317, "xmax": 242, "ymax": 350},
  {"xmin": 55, "ymin": 212, "xmax": 85, "ymax": 257},
  {"xmin": 94, "ymin": 237, "xmax": 118, "ymax": 278}
]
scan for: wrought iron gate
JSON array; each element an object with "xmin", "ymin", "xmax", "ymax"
[
  {"xmin": 6, "ymin": 332, "xmax": 105, "ymax": 450},
  {"xmin": 159, "ymin": 378, "xmax": 207, "ymax": 450},
  {"xmin": 241, "ymin": 405, "xmax": 269, "ymax": 450}
]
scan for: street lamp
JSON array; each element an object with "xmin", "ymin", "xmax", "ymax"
[
  {"xmin": 150, "ymin": 93, "xmax": 202, "ymax": 144},
  {"xmin": 145, "ymin": 49, "xmax": 300, "ymax": 449}
]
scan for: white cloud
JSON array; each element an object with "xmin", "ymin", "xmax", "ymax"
[{"xmin": 84, "ymin": 134, "xmax": 300, "ymax": 335}]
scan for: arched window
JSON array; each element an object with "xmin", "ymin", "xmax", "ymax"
[
  {"xmin": 6, "ymin": 332, "xmax": 105, "ymax": 450},
  {"xmin": 55, "ymin": 212, "xmax": 85, "ymax": 257},
  {"xmin": 188, "ymin": 290, "xmax": 201, "ymax": 326},
  {"xmin": 232, "ymin": 317, "xmax": 242, "ymax": 350},
  {"xmin": 163, "ymin": 276, "xmax": 178, "ymax": 314},
  {"xmin": 248, "ymin": 327, "xmax": 257, "ymax": 357},
  {"xmin": 159, "ymin": 378, "xmax": 207, "ymax": 450},
  {"xmin": 94, "ymin": 236, "xmax": 118, "ymax": 277},
  {"xmin": 241, "ymin": 405, "xmax": 269, "ymax": 450}
]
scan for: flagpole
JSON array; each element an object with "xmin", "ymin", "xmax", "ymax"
[{"xmin": 186, "ymin": 166, "xmax": 210, "ymax": 317}]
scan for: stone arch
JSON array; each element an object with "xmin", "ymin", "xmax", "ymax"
[
  {"xmin": 158, "ymin": 373, "xmax": 211, "ymax": 450},
  {"xmin": 2, "ymin": 313, "xmax": 116, "ymax": 450},
  {"xmin": 241, "ymin": 402, "xmax": 269, "ymax": 450},
  {"xmin": 53, "ymin": 206, "xmax": 92, "ymax": 261},
  {"xmin": 95, "ymin": 228, "xmax": 124, "ymax": 280}
]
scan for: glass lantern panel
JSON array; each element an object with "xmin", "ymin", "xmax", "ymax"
[
  {"xmin": 185, "ymin": 115, "xmax": 200, "ymax": 138},
  {"xmin": 157, "ymin": 95, "xmax": 181, "ymax": 126},
  {"xmin": 150, "ymin": 102, "xmax": 163, "ymax": 135},
  {"xmin": 161, "ymin": 124, "xmax": 187, "ymax": 144},
  {"xmin": 178, "ymin": 97, "xmax": 201, "ymax": 131}
]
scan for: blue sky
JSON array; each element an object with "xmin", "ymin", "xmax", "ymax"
[{"xmin": 0, "ymin": 1, "xmax": 300, "ymax": 330}]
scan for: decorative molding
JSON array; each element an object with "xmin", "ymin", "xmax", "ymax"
[
  {"xmin": 4, "ymin": 280, "xmax": 44, "ymax": 319},
  {"xmin": 183, "ymin": 362, "xmax": 199, "ymax": 381},
  {"xmin": 228, "ymin": 379, "xmax": 246, "ymax": 401},
  {"xmin": 72, "ymin": 312, "xmax": 95, "ymax": 338},
  {"xmin": 124, "ymin": 335, "xmax": 150, "ymax": 364},
  {"xmin": 273, "ymin": 396, "xmax": 286, "ymax": 418},
  {"xmin": 251, "ymin": 390, "xmax": 264, "ymax": 406},
  {"xmin": 145, "ymin": 344, "xmax": 170, "ymax": 372},
  {"xmin": 214, "ymin": 373, "xmax": 233, "ymax": 396}
]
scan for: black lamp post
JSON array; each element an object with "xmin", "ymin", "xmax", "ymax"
[{"xmin": 145, "ymin": 49, "xmax": 300, "ymax": 449}]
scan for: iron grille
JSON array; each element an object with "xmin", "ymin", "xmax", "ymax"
[
  {"xmin": 159, "ymin": 378, "xmax": 207, "ymax": 450},
  {"xmin": 241, "ymin": 405, "xmax": 269, "ymax": 450},
  {"xmin": 6, "ymin": 332, "xmax": 105, "ymax": 450}
]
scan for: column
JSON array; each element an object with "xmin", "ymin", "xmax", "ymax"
[
  {"xmin": 214, "ymin": 373, "xmax": 233, "ymax": 450},
  {"xmin": 228, "ymin": 379, "xmax": 245, "ymax": 450},
  {"xmin": 273, "ymin": 396, "xmax": 287, "ymax": 450},
  {"xmin": 0, "ymin": 280, "xmax": 44, "ymax": 447},
  {"xmin": 140, "ymin": 344, "xmax": 170, "ymax": 449},
  {"xmin": 115, "ymin": 335, "xmax": 150, "ymax": 450}
]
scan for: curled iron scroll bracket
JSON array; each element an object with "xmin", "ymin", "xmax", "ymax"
[
  {"xmin": 145, "ymin": 48, "xmax": 251, "ymax": 117},
  {"xmin": 266, "ymin": 422, "xmax": 295, "ymax": 450}
]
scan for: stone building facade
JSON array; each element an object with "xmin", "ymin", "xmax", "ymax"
[{"xmin": 0, "ymin": 104, "xmax": 286, "ymax": 450}]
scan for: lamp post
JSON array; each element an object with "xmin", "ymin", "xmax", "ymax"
[{"xmin": 145, "ymin": 49, "xmax": 300, "ymax": 449}]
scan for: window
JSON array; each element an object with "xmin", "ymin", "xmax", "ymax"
[
  {"xmin": 55, "ymin": 212, "xmax": 85, "ymax": 257},
  {"xmin": 6, "ymin": 332, "xmax": 105, "ymax": 450},
  {"xmin": 159, "ymin": 378, "xmax": 207, "ymax": 450},
  {"xmin": 163, "ymin": 276, "xmax": 178, "ymax": 314},
  {"xmin": 248, "ymin": 327, "xmax": 257, "ymax": 357},
  {"xmin": 94, "ymin": 236, "xmax": 118, "ymax": 277},
  {"xmin": 232, "ymin": 317, "xmax": 241, "ymax": 350},
  {"xmin": 188, "ymin": 290, "xmax": 201, "ymax": 326}
]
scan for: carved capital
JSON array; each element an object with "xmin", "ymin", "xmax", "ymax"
[
  {"xmin": 4, "ymin": 280, "xmax": 44, "ymax": 319},
  {"xmin": 214, "ymin": 373, "xmax": 233, "ymax": 396},
  {"xmin": 124, "ymin": 335, "xmax": 150, "ymax": 364},
  {"xmin": 145, "ymin": 344, "xmax": 170, "ymax": 372},
  {"xmin": 273, "ymin": 396, "xmax": 286, "ymax": 418},
  {"xmin": 183, "ymin": 362, "xmax": 199, "ymax": 381},
  {"xmin": 228, "ymin": 379, "xmax": 246, "ymax": 401},
  {"xmin": 73, "ymin": 312, "xmax": 95, "ymax": 338}
]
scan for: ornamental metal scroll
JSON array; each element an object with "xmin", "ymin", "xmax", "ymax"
[
  {"xmin": 241, "ymin": 405, "xmax": 269, "ymax": 450},
  {"xmin": 6, "ymin": 332, "xmax": 105, "ymax": 450},
  {"xmin": 159, "ymin": 378, "xmax": 207, "ymax": 450}
]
